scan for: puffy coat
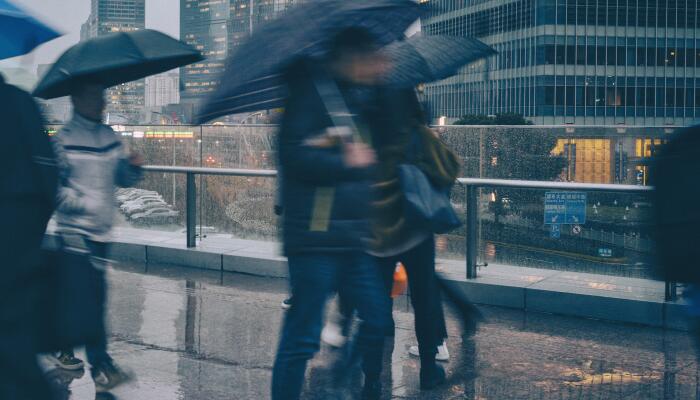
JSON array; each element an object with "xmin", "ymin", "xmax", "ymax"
[{"xmin": 278, "ymin": 64, "xmax": 377, "ymax": 255}]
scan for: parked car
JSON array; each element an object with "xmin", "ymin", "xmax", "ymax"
[
  {"xmin": 120, "ymin": 196, "xmax": 167, "ymax": 208},
  {"xmin": 121, "ymin": 199, "xmax": 170, "ymax": 216},
  {"xmin": 117, "ymin": 190, "xmax": 160, "ymax": 203},
  {"xmin": 130, "ymin": 207, "xmax": 180, "ymax": 226}
]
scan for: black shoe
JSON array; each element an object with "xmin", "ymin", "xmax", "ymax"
[
  {"xmin": 361, "ymin": 380, "xmax": 382, "ymax": 400},
  {"xmin": 50, "ymin": 352, "xmax": 85, "ymax": 371},
  {"xmin": 420, "ymin": 364, "xmax": 446, "ymax": 391},
  {"xmin": 92, "ymin": 360, "xmax": 132, "ymax": 392}
]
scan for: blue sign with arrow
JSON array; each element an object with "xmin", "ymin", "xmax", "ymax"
[{"xmin": 544, "ymin": 191, "xmax": 587, "ymax": 225}]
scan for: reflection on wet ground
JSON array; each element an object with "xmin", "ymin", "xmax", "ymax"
[{"xmin": 54, "ymin": 262, "xmax": 698, "ymax": 400}]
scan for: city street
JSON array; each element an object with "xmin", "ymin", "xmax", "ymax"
[{"xmin": 50, "ymin": 262, "xmax": 699, "ymax": 400}]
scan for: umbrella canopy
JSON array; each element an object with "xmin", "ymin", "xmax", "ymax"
[
  {"xmin": 0, "ymin": 0, "xmax": 60, "ymax": 60},
  {"xmin": 195, "ymin": 0, "xmax": 423, "ymax": 124},
  {"xmin": 381, "ymin": 35, "xmax": 496, "ymax": 87},
  {"xmin": 33, "ymin": 29, "xmax": 203, "ymax": 99}
]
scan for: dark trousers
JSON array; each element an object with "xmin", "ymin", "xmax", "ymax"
[
  {"xmin": 271, "ymin": 251, "xmax": 392, "ymax": 400},
  {"xmin": 62, "ymin": 239, "xmax": 110, "ymax": 367},
  {"xmin": 0, "ymin": 201, "xmax": 54, "ymax": 400},
  {"xmin": 376, "ymin": 236, "xmax": 447, "ymax": 362}
]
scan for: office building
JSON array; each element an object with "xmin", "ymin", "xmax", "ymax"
[
  {"xmin": 81, "ymin": 0, "xmax": 146, "ymax": 123},
  {"xmin": 180, "ymin": 0, "xmax": 303, "ymax": 104},
  {"xmin": 422, "ymin": 0, "xmax": 700, "ymax": 127},
  {"xmin": 146, "ymin": 72, "xmax": 180, "ymax": 107}
]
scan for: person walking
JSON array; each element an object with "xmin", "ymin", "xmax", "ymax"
[
  {"xmin": 47, "ymin": 81, "xmax": 142, "ymax": 392},
  {"xmin": 368, "ymin": 87, "xmax": 461, "ymax": 390},
  {"xmin": 0, "ymin": 73, "xmax": 60, "ymax": 400},
  {"xmin": 271, "ymin": 28, "xmax": 393, "ymax": 400}
]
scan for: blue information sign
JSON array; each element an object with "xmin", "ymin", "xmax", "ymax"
[
  {"xmin": 544, "ymin": 192, "xmax": 587, "ymax": 225},
  {"xmin": 598, "ymin": 248, "xmax": 613, "ymax": 258}
]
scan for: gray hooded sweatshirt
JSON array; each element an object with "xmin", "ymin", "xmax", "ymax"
[{"xmin": 52, "ymin": 113, "xmax": 142, "ymax": 242}]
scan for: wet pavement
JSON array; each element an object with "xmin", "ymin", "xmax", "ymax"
[{"xmin": 50, "ymin": 261, "xmax": 700, "ymax": 400}]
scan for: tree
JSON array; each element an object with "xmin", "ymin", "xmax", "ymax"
[
  {"xmin": 455, "ymin": 113, "xmax": 533, "ymax": 126},
  {"xmin": 450, "ymin": 115, "xmax": 566, "ymax": 222}
]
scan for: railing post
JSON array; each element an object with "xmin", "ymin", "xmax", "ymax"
[
  {"xmin": 186, "ymin": 172, "xmax": 197, "ymax": 248},
  {"xmin": 665, "ymin": 281, "xmax": 678, "ymax": 302},
  {"xmin": 466, "ymin": 185, "xmax": 478, "ymax": 279}
]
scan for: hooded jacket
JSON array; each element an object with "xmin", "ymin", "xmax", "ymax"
[{"xmin": 52, "ymin": 113, "xmax": 142, "ymax": 242}]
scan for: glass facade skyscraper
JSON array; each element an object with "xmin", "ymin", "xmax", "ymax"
[
  {"xmin": 81, "ymin": 0, "xmax": 146, "ymax": 123},
  {"xmin": 422, "ymin": 0, "xmax": 700, "ymax": 126},
  {"xmin": 180, "ymin": 0, "xmax": 303, "ymax": 105}
]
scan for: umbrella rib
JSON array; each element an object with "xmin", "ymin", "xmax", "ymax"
[
  {"xmin": 213, "ymin": 85, "xmax": 286, "ymax": 103},
  {"xmin": 201, "ymin": 97, "xmax": 286, "ymax": 120}
]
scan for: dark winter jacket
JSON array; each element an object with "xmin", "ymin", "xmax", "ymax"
[
  {"xmin": 277, "ymin": 64, "xmax": 378, "ymax": 255},
  {"xmin": 0, "ymin": 78, "xmax": 58, "ymax": 205}
]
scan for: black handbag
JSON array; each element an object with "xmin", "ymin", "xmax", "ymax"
[
  {"xmin": 398, "ymin": 133, "xmax": 461, "ymax": 234},
  {"xmin": 37, "ymin": 235, "xmax": 106, "ymax": 352}
]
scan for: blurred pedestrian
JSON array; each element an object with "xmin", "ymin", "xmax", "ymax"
[
  {"xmin": 271, "ymin": 28, "xmax": 392, "ymax": 400},
  {"xmin": 0, "ymin": 73, "xmax": 60, "ymax": 399},
  {"xmin": 652, "ymin": 124, "xmax": 700, "ymax": 352},
  {"xmin": 369, "ymin": 87, "xmax": 460, "ymax": 389},
  {"xmin": 322, "ymin": 88, "xmax": 460, "ymax": 390},
  {"xmin": 47, "ymin": 81, "xmax": 142, "ymax": 392}
]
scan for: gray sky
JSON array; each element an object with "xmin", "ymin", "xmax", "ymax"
[{"xmin": 0, "ymin": 0, "xmax": 179, "ymax": 71}]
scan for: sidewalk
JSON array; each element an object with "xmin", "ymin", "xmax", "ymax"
[
  {"xmin": 54, "ymin": 261, "xmax": 698, "ymax": 400},
  {"xmin": 47, "ymin": 225, "xmax": 688, "ymax": 330}
]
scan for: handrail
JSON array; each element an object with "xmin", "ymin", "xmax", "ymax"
[
  {"xmin": 143, "ymin": 165, "xmax": 654, "ymax": 192},
  {"xmin": 143, "ymin": 165, "xmax": 277, "ymax": 177},
  {"xmin": 457, "ymin": 178, "xmax": 653, "ymax": 192},
  {"xmin": 140, "ymin": 165, "xmax": 672, "ymax": 301}
]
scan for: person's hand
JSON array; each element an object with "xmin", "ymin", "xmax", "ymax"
[
  {"xmin": 129, "ymin": 153, "xmax": 144, "ymax": 166},
  {"xmin": 344, "ymin": 142, "xmax": 376, "ymax": 168}
]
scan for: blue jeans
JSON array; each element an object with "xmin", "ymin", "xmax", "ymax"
[
  {"xmin": 271, "ymin": 252, "xmax": 392, "ymax": 400},
  {"xmin": 61, "ymin": 239, "xmax": 110, "ymax": 367}
]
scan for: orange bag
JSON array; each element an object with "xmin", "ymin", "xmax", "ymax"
[{"xmin": 391, "ymin": 263, "xmax": 408, "ymax": 298}]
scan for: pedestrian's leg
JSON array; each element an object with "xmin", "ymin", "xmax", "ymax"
[
  {"xmin": 402, "ymin": 237, "xmax": 447, "ymax": 389},
  {"xmin": 271, "ymin": 254, "xmax": 338, "ymax": 400},
  {"xmin": 376, "ymin": 256, "xmax": 396, "ymax": 295},
  {"xmin": 375, "ymin": 255, "xmax": 397, "ymax": 335},
  {"xmin": 0, "ymin": 285, "xmax": 54, "ymax": 400},
  {"xmin": 340, "ymin": 253, "xmax": 392, "ymax": 388},
  {"xmin": 402, "ymin": 237, "xmax": 443, "ymax": 361},
  {"xmin": 86, "ymin": 241, "xmax": 111, "ymax": 368}
]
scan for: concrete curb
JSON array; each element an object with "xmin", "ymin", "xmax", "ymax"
[{"xmin": 65, "ymin": 235, "xmax": 689, "ymax": 331}]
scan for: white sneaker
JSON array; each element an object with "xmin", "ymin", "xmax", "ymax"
[
  {"xmin": 321, "ymin": 322, "xmax": 347, "ymax": 348},
  {"xmin": 408, "ymin": 341, "xmax": 450, "ymax": 362}
]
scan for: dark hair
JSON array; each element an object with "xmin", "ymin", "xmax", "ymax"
[{"xmin": 327, "ymin": 27, "xmax": 380, "ymax": 61}]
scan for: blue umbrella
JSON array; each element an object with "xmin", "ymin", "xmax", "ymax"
[
  {"xmin": 0, "ymin": 0, "xmax": 60, "ymax": 60},
  {"xmin": 195, "ymin": 0, "xmax": 423, "ymax": 123}
]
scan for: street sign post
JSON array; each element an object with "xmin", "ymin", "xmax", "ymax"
[{"xmin": 544, "ymin": 192, "xmax": 587, "ymax": 225}]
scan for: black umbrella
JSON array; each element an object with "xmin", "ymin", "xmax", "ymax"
[
  {"xmin": 34, "ymin": 29, "xmax": 203, "ymax": 99},
  {"xmin": 381, "ymin": 35, "xmax": 496, "ymax": 87},
  {"xmin": 195, "ymin": 0, "xmax": 423, "ymax": 124}
]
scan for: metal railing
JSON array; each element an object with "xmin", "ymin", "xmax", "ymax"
[{"xmin": 142, "ymin": 165, "xmax": 676, "ymax": 301}]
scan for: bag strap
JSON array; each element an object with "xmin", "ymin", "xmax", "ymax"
[{"xmin": 312, "ymin": 76, "xmax": 364, "ymax": 143}]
